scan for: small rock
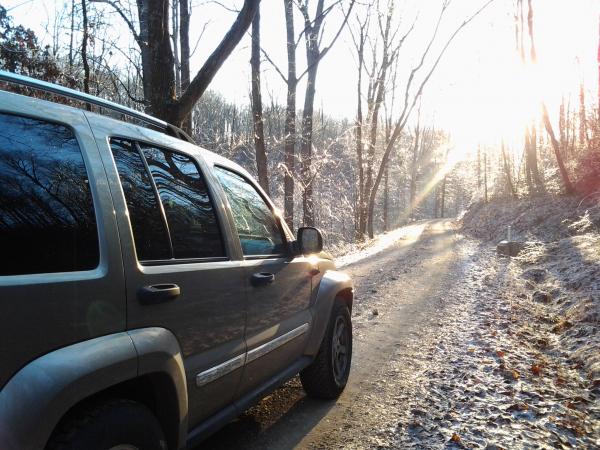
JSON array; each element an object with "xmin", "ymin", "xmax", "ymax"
[
  {"xmin": 372, "ymin": 308, "xmax": 379, "ymax": 316},
  {"xmin": 532, "ymin": 290, "xmax": 551, "ymax": 303},
  {"xmin": 522, "ymin": 268, "xmax": 547, "ymax": 283}
]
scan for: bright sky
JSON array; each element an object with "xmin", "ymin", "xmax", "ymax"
[{"xmin": 5, "ymin": 0, "xmax": 600, "ymax": 158}]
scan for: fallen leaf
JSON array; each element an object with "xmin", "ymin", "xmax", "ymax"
[
  {"xmin": 450, "ymin": 432, "xmax": 461, "ymax": 443},
  {"xmin": 496, "ymin": 350, "xmax": 505, "ymax": 358},
  {"xmin": 508, "ymin": 403, "xmax": 529, "ymax": 412},
  {"xmin": 531, "ymin": 364, "xmax": 542, "ymax": 376}
]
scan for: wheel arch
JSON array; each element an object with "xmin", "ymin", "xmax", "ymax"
[
  {"xmin": 304, "ymin": 270, "xmax": 354, "ymax": 357},
  {"xmin": 0, "ymin": 327, "xmax": 188, "ymax": 450}
]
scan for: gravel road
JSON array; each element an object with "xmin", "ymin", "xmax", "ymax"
[{"xmin": 197, "ymin": 219, "xmax": 473, "ymax": 449}]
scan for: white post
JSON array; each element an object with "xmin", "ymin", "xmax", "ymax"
[{"xmin": 507, "ymin": 225, "xmax": 512, "ymax": 241}]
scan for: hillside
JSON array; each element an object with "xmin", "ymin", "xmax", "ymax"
[{"xmin": 461, "ymin": 195, "xmax": 600, "ymax": 447}]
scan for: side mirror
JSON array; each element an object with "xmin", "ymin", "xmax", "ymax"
[{"xmin": 297, "ymin": 227, "xmax": 323, "ymax": 255}]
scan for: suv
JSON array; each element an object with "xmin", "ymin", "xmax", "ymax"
[{"xmin": 0, "ymin": 72, "xmax": 354, "ymax": 450}]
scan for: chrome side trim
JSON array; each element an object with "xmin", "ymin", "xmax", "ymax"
[
  {"xmin": 195, "ymin": 353, "xmax": 246, "ymax": 387},
  {"xmin": 246, "ymin": 323, "xmax": 309, "ymax": 364},
  {"xmin": 194, "ymin": 323, "xmax": 310, "ymax": 387}
]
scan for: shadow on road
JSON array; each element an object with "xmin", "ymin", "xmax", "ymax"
[{"xmin": 195, "ymin": 378, "xmax": 336, "ymax": 450}]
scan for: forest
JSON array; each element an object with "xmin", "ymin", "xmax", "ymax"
[{"xmin": 0, "ymin": 0, "xmax": 598, "ymax": 249}]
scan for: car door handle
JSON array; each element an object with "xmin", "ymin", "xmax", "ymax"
[
  {"xmin": 138, "ymin": 284, "xmax": 181, "ymax": 305},
  {"xmin": 251, "ymin": 272, "xmax": 275, "ymax": 287}
]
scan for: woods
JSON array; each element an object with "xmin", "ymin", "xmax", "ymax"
[{"xmin": 1, "ymin": 0, "xmax": 599, "ymax": 247}]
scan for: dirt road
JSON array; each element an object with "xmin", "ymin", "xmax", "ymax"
[{"xmin": 197, "ymin": 219, "xmax": 474, "ymax": 449}]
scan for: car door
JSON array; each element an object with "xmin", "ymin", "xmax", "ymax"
[
  {"xmin": 87, "ymin": 117, "xmax": 248, "ymax": 429},
  {"xmin": 212, "ymin": 166, "xmax": 316, "ymax": 394}
]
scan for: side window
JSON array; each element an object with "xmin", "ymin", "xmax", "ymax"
[
  {"xmin": 214, "ymin": 167, "xmax": 285, "ymax": 256},
  {"xmin": 0, "ymin": 113, "xmax": 99, "ymax": 275},
  {"xmin": 110, "ymin": 139, "xmax": 171, "ymax": 261},
  {"xmin": 140, "ymin": 144, "xmax": 224, "ymax": 259},
  {"xmin": 111, "ymin": 140, "xmax": 225, "ymax": 260}
]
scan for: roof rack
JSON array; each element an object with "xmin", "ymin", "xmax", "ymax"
[{"xmin": 0, "ymin": 70, "xmax": 195, "ymax": 144}]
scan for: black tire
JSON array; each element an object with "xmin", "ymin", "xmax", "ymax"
[
  {"xmin": 300, "ymin": 301, "xmax": 352, "ymax": 399},
  {"xmin": 46, "ymin": 399, "xmax": 167, "ymax": 450}
]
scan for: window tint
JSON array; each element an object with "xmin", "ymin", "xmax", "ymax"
[
  {"xmin": 141, "ymin": 144, "xmax": 224, "ymax": 259},
  {"xmin": 0, "ymin": 113, "xmax": 99, "ymax": 275},
  {"xmin": 110, "ymin": 139, "xmax": 171, "ymax": 261},
  {"xmin": 214, "ymin": 167, "xmax": 285, "ymax": 256}
]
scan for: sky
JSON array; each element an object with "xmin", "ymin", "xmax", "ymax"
[{"xmin": 4, "ymin": 0, "xmax": 600, "ymax": 158}]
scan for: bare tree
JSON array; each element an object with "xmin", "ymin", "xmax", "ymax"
[
  {"xmin": 364, "ymin": 0, "xmax": 495, "ymax": 237},
  {"xmin": 95, "ymin": 0, "xmax": 260, "ymax": 126},
  {"xmin": 251, "ymin": 6, "xmax": 269, "ymax": 194},
  {"xmin": 261, "ymin": 0, "xmax": 354, "ymax": 227},
  {"xmin": 542, "ymin": 102, "xmax": 575, "ymax": 193},
  {"xmin": 298, "ymin": 0, "xmax": 355, "ymax": 226},
  {"xmin": 283, "ymin": 0, "xmax": 296, "ymax": 227},
  {"xmin": 81, "ymin": 0, "xmax": 91, "ymax": 95}
]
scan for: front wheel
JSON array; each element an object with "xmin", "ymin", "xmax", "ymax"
[{"xmin": 300, "ymin": 301, "xmax": 352, "ymax": 399}]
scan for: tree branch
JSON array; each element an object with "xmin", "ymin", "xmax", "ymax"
[
  {"xmin": 296, "ymin": 0, "xmax": 356, "ymax": 81},
  {"xmin": 173, "ymin": 0, "xmax": 260, "ymax": 123}
]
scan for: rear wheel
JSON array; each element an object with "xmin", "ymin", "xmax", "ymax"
[
  {"xmin": 300, "ymin": 301, "xmax": 352, "ymax": 399},
  {"xmin": 46, "ymin": 399, "xmax": 167, "ymax": 450}
]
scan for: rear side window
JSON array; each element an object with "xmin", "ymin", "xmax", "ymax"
[
  {"xmin": 110, "ymin": 139, "xmax": 224, "ymax": 261},
  {"xmin": 110, "ymin": 139, "xmax": 171, "ymax": 261},
  {"xmin": 0, "ymin": 113, "xmax": 99, "ymax": 275},
  {"xmin": 214, "ymin": 167, "xmax": 285, "ymax": 256}
]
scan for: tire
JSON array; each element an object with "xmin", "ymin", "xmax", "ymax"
[
  {"xmin": 300, "ymin": 301, "xmax": 353, "ymax": 399},
  {"xmin": 46, "ymin": 399, "xmax": 167, "ymax": 450}
]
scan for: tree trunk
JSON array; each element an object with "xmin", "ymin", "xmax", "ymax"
[
  {"xmin": 137, "ymin": 0, "xmax": 177, "ymax": 118},
  {"xmin": 354, "ymin": 17, "xmax": 366, "ymax": 238},
  {"xmin": 299, "ymin": 0, "xmax": 325, "ymax": 227},
  {"xmin": 81, "ymin": 0, "xmax": 91, "ymax": 96},
  {"xmin": 440, "ymin": 174, "xmax": 447, "ymax": 217},
  {"xmin": 134, "ymin": 0, "xmax": 259, "ymax": 125},
  {"xmin": 409, "ymin": 122, "xmax": 421, "ymax": 218},
  {"xmin": 300, "ymin": 62, "xmax": 318, "ymax": 226},
  {"xmin": 476, "ymin": 144, "xmax": 481, "ymax": 190},
  {"xmin": 364, "ymin": 9, "xmax": 393, "ymax": 230},
  {"xmin": 383, "ymin": 164, "xmax": 389, "ymax": 231},
  {"xmin": 251, "ymin": 7, "xmax": 269, "ymax": 194},
  {"xmin": 484, "ymin": 149, "xmax": 488, "ymax": 203},
  {"xmin": 171, "ymin": 0, "xmax": 181, "ymax": 94},
  {"xmin": 283, "ymin": 0, "xmax": 296, "ymax": 229},
  {"xmin": 527, "ymin": 123, "xmax": 544, "ymax": 193},
  {"xmin": 501, "ymin": 140, "xmax": 517, "ymax": 198},
  {"xmin": 542, "ymin": 103, "xmax": 575, "ymax": 194},
  {"xmin": 69, "ymin": 0, "xmax": 75, "ymax": 71},
  {"xmin": 179, "ymin": 0, "xmax": 191, "ymax": 132}
]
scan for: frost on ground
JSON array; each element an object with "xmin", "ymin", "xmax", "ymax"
[
  {"xmin": 329, "ymin": 197, "xmax": 600, "ymax": 449},
  {"xmin": 334, "ymin": 222, "xmax": 427, "ymax": 268},
  {"xmin": 418, "ymin": 195, "xmax": 600, "ymax": 449},
  {"xmin": 389, "ymin": 244, "xmax": 599, "ymax": 449}
]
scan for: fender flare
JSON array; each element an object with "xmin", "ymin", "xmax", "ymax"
[
  {"xmin": 0, "ymin": 327, "xmax": 187, "ymax": 450},
  {"xmin": 304, "ymin": 270, "xmax": 353, "ymax": 356}
]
